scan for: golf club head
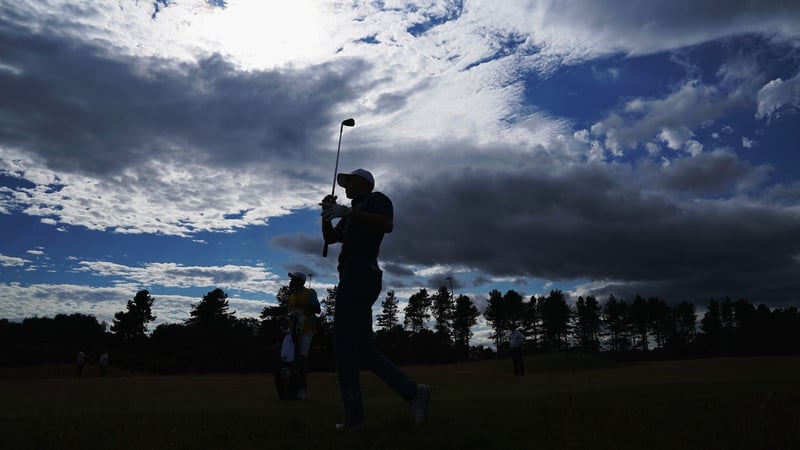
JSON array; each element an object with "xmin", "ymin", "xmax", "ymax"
[{"xmin": 342, "ymin": 118, "xmax": 355, "ymax": 127}]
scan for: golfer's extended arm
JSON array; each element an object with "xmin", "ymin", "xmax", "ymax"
[{"xmin": 350, "ymin": 208, "xmax": 393, "ymax": 233}]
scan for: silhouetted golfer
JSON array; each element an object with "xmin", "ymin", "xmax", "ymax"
[
  {"xmin": 321, "ymin": 168, "xmax": 431, "ymax": 429},
  {"xmin": 76, "ymin": 350, "xmax": 86, "ymax": 377},
  {"xmin": 509, "ymin": 328, "xmax": 525, "ymax": 376}
]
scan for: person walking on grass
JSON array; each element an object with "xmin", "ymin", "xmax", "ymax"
[
  {"xmin": 98, "ymin": 350, "xmax": 109, "ymax": 377},
  {"xmin": 321, "ymin": 168, "xmax": 432, "ymax": 430},
  {"xmin": 76, "ymin": 349, "xmax": 86, "ymax": 378},
  {"xmin": 509, "ymin": 328, "xmax": 525, "ymax": 376},
  {"xmin": 286, "ymin": 271, "xmax": 320, "ymax": 400}
]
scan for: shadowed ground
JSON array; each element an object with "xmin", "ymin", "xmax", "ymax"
[{"xmin": 1, "ymin": 355, "xmax": 798, "ymax": 449}]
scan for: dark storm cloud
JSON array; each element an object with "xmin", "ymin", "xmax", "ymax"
[
  {"xmin": 382, "ymin": 263, "xmax": 416, "ymax": 277},
  {"xmin": 0, "ymin": 17, "xmax": 367, "ymax": 177},
  {"xmin": 641, "ymin": 149, "xmax": 770, "ymax": 196},
  {"xmin": 270, "ymin": 233, "xmax": 322, "ymax": 256},
  {"xmin": 383, "ymin": 161, "xmax": 800, "ymax": 304}
]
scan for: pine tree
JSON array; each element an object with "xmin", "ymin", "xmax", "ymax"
[
  {"xmin": 111, "ymin": 290, "xmax": 156, "ymax": 339},
  {"xmin": 431, "ymin": 286, "xmax": 455, "ymax": 343},
  {"xmin": 404, "ymin": 288, "xmax": 431, "ymax": 333},
  {"xmin": 452, "ymin": 294, "xmax": 480, "ymax": 360},
  {"xmin": 376, "ymin": 290, "xmax": 400, "ymax": 331}
]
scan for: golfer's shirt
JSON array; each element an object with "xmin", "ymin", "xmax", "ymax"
[{"xmin": 336, "ymin": 191, "xmax": 393, "ymax": 276}]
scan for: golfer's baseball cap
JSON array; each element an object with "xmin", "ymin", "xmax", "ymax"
[
  {"xmin": 337, "ymin": 168, "xmax": 374, "ymax": 189},
  {"xmin": 288, "ymin": 272, "xmax": 307, "ymax": 282}
]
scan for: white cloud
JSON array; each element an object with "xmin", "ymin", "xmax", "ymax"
[
  {"xmin": 685, "ymin": 139, "xmax": 704, "ymax": 156},
  {"xmin": 573, "ymin": 129, "xmax": 590, "ymax": 143},
  {"xmin": 658, "ymin": 126, "xmax": 695, "ymax": 151},
  {"xmin": 742, "ymin": 136, "xmax": 755, "ymax": 149},
  {"xmin": 756, "ymin": 71, "xmax": 800, "ymax": 120},
  {"xmin": 0, "ymin": 254, "xmax": 29, "ymax": 267},
  {"xmin": 77, "ymin": 260, "xmax": 283, "ymax": 295}
]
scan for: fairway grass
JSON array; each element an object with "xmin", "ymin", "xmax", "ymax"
[{"xmin": 2, "ymin": 355, "xmax": 799, "ymax": 450}]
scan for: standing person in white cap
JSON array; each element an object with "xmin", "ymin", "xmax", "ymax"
[
  {"xmin": 321, "ymin": 168, "xmax": 432, "ymax": 429},
  {"xmin": 286, "ymin": 271, "xmax": 320, "ymax": 400}
]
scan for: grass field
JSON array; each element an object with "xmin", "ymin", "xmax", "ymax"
[{"xmin": 1, "ymin": 355, "xmax": 799, "ymax": 450}]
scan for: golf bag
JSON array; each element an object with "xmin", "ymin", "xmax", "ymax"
[
  {"xmin": 273, "ymin": 314, "xmax": 308, "ymax": 400},
  {"xmin": 274, "ymin": 331, "xmax": 297, "ymax": 400}
]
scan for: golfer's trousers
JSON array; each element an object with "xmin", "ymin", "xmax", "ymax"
[{"xmin": 334, "ymin": 268, "xmax": 417, "ymax": 424}]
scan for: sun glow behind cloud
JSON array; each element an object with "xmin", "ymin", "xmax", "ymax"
[{"xmin": 190, "ymin": 1, "xmax": 337, "ymax": 70}]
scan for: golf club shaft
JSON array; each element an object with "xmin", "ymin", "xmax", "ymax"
[
  {"xmin": 331, "ymin": 124, "xmax": 345, "ymax": 196},
  {"xmin": 323, "ymin": 118, "xmax": 354, "ymax": 257},
  {"xmin": 323, "ymin": 124, "xmax": 346, "ymax": 258}
]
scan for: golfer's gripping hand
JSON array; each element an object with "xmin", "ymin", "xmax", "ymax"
[{"xmin": 320, "ymin": 203, "xmax": 350, "ymax": 221}]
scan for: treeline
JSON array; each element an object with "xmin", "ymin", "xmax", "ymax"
[
  {"xmin": 477, "ymin": 289, "xmax": 800, "ymax": 358},
  {"xmin": 2, "ymin": 286, "xmax": 800, "ymax": 373}
]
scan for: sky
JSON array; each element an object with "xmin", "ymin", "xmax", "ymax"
[{"xmin": 1, "ymin": 0, "xmax": 800, "ymax": 346}]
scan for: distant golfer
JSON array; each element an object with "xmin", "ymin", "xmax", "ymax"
[
  {"xmin": 509, "ymin": 328, "xmax": 525, "ymax": 376},
  {"xmin": 76, "ymin": 350, "xmax": 86, "ymax": 378},
  {"xmin": 321, "ymin": 168, "xmax": 431, "ymax": 429},
  {"xmin": 98, "ymin": 350, "xmax": 109, "ymax": 377},
  {"xmin": 286, "ymin": 271, "xmax": 320, "ymax": 399}
]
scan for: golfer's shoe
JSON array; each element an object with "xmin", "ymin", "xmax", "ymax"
[
  {"xmin": 409, "ymin": 384, "xmax": 432, "ymax": 424},
  {"xmin": 335, "ymin": 418, "xmax": 363, "ymax": 431}
]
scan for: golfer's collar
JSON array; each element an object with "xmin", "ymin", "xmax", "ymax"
[{"xmin": 351, "ymin": 193, "xmax": 369, "ymax": 205}]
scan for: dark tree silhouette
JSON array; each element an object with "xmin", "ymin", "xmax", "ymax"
[
  {"xmin": 376, "ymin": 290, "xmax": 400, "ymax": 331},
  {"xmin": 647, "ymin": 297, "xmax": 671, "ymax": 350},
  {"xmin": 404, "ymin": 288, "xmax": 431, "ymax": 334},
  {"xmin": 431, "ymin": 286, "xmax": 455, "ymax": 345},
  {"xmin": 188, "ymin": 288, "xmax": 234, "ymax": 326},
  {"xmin": 520, "ymin": 295, "xmax": 542, "ymax": 351},
  {"xmin": 483, "ymin": 289, "xmax": 508, "ymax": 350},
  {"xmin": 673, "ymin": 301, "xmax": 697, "ymax": 349},
  {"xmin": 575, "ymin": 295, "xmax": 601, "ymax": 352},
  {"xmin": 452, "ymin": 294, "xmax": 480, "ymax": 360},
  {"xmin": 540, "ymin": 290, "xmax": 570, "ymax": 351},
  {"xmin": 701, "ymin": 299, "xmax": 724, "ymax": 353},
  {"xmin": 111, "ymin": 290, "xmax": 156, "ymax": 339}
]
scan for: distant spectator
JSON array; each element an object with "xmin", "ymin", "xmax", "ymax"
[
  {"xmin": 76, "ymin": 350, "xmax": 86, "ymax": 377},
  {"xmin": 509, "ymin": 328, "xmax": 525, "ymax": 376},
  {"xmin": 287, "ymin": 271, "xmax": 321, "ymax": 400},
  {"xmin": 98, "ymin": 350, "xmax": 109, "ymax": 377}
]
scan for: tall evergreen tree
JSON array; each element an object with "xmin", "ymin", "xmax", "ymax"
[
  {"xmin": 404, "ymin": 288, "xmax": 431, "ymax": 333},
  {"xmin": 452, "ymin": 294, "xmax": 480, "ymax": 360},
  {"xmin": 521, "ymin": 295, "xmax": 542, "ymax": 350},
  {"xmin": 503, "ymin": 290, "xmax": 525, "ymax": 326},
  {"xmin": 575, "ymin": 295, "xmax": 601, "ymax": 352},
  {"xmin": 673, "ymin": 301, "xmax": 697, "ymax": 348},
  {"xmin": 187, "ymin": 288, "xmax": 234, "ymax": 326},
  {"xmin": 540, "ymin": 290, "xmax": 571, "ymax": 351},
  {"xmin": 483, "ymin": 289, "xmax": 508, "ymax": 350},
  {"xmin": 431, "ymin": 286, "xmax": 455, "ymax": 344},
  {"xmin": 376, "ymin": 290, "xmax": 400, "ymax": 331},
  {"xmin": 602, "ymin": 294, "xmax": 626, "ymax": 352},
  {"xmin": 111, "ymin": 289, "xmax": 156, "ymax": 339},
  {"xmin": 647, "ymin": 297, "xmax": 671, "ymax": 350},
  {"xmin": 700, "ymin": 299, "xmax": 723, "ymax": 353}
]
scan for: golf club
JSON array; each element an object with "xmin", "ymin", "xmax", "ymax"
[{"xmin": 323, "ymin": 118, "xmax": 355, "ymax": 257}]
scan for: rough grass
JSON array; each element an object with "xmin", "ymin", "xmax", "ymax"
[{"xmin": 1, "ymin": 355, "xmax": 799, "ymax": 450}]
